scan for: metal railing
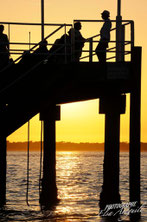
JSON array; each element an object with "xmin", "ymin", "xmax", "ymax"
[
  {"xmin": 73, "ymin": 19, "xmax": 134, "ymax": 62},
  {"xmin": 0, "ymin": 22, "xmax": 74, "ymax": 95},
  {"xmin": 0, "ymin": 19, "xmax": 134, "ymax": 67},
  {"xmin": 0, "ymin": 21, "xmax": 72, "ymax": 60},
  {"xmin": 0, "ymin": 21, "xmax": 73, "ymax": 73}
]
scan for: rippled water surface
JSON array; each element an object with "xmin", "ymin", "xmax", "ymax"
[{"xmin": 0, "ymin": 151, "xmax": 146, "ymax": 221}]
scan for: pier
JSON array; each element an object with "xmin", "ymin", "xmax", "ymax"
[{"xmin": 0, "ymin": 12, "xmax": 142, "ymax": 220}]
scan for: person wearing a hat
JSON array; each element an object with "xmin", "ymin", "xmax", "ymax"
[{"xmin": 95, "ymin": 10, "xmax": 112, "ymax": 63}]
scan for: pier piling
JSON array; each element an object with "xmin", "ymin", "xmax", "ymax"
[
  {"xmin": 99, "ymin": 95, "xmax": 126, "ymax": 214},
  {"xmin": 39, "ymin": 105, "xmax": 60, "ymax": 207}
]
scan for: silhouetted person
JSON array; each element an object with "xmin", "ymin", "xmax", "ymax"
[
  {"xmin": 49, "ymin": 34, "xmax": 71, "ymax": 63},
  {"xmin": 0, "ymin": 25, "xmax": 9, "ymax": 68},
  {"xmin": 34, "ymin": 40, "xmax": 48, "ymax": 54},
  {"xmin": 68, "ymin": 21, "xmax": 85, "ymax": 62},
  {"xmin": 95, "ymin": 10, "xmax": 112, "ymax": 63},
  {"xmin": 33, "ymin": 39, "xmax": 49, "ymax": 62},
  {"xmin": 20, "ymin": 40, "xmax": 49, "ymax": 66}
]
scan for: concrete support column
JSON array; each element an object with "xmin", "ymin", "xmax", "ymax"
[
  {"xmin": 0, "ymin": 137, "xmax": 7, "ymax": 207},
  {"xmin": 39, "ymin": 105, "xmax": 60, "ymax": 207},
  {"xmin": 99, "ymin": 95, "xmax": 126, "ymax": 214},
  {"xmin": 129, "ymin": 47, "xmax": 142, "ymax": 219}
]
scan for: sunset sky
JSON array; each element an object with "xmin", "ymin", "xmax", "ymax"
[{"xmin": 0, "ymin": 0, "xmax": 147, "ymax": 143}]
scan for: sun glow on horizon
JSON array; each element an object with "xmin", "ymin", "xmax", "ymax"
[{"xmin": 8, "ymin": 96, "xmax": 131, "ymax": 143}]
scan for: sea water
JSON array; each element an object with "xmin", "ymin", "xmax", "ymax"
[{"xmin": 0, "ymin": 151, "xmax": 146, "ymax": 221}]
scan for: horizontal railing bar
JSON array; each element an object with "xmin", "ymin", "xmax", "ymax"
[
  {"xmin": 106, "ymin": 51, "xmax": 131, "ymax": 61},
  {"xmin": 9, "ymin": 43, "xmax": 60, "ymax": 47},
  {"xmin": 9, "ymin": 42, "xmax": 39, "ymax": 46},
  {"xmin": 9, "ymin": 42, "xmax": 71, "ymax": 47},
  {"xmin": 80, "ymin": 49, "xmax": 131, "ymax": 60},
  {"xmin": 88, "ymin": 27, "xmax": 116, "ymax": 40},
  {"xmin": 6, "ymin": 50, "xmax": 132, "ymax": 56},
  {"xmin": 106, "ymin": 50, "xmax": 130, "ymax": 53},
  {"xmin": 10, "ymin": 49, "xmax": 25, "ymax": 52},
  {"xmin": 86, "ymin": 34, "xmax": 100, "ymax": 40},
  {"xmin": 8, "ymin": 52, "xmax": 72, "ymax": 56},
  {"xmin": 87, "ymin": 26, "xmax": 128, "ymax": 40},
  {"xmin": 4, "ymin": 40, "xmax": 132, "ymax": 47},
  {"xmin": 74, "ymin": 19, "xmax": 134, "ymax": 23},
  {"xmin": 91, "ymin": 40, "xmax": 132, "ymax": 43},
  {"xmin": 7, "ymin": 52, "xmax": 23, "ymax": 55},
  {"xmin": 81, "ymin": 53, "xmax": 131, "ymax": 61},
  {"xmin": 0, "ymin": 21, "xmax": 72, "ymax": 27},
  {"xmin": 81, "ymin": 50, "xmax": 131, "ymax": 53}
]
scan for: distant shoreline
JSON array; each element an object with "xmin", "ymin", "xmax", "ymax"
[{"xmin": 7, "ymin": 141, "xmax": 147, "ymax": 152}]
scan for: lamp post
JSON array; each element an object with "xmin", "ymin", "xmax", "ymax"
[
  {"xmin": 116, "ymin": 0, "xmax": 124, "ymax": 61},
  {"xmin": 117, "ymin": 0, "xmax": 121, "ymax": 17},
  {"xmin": 41, "ymin": 0, "xmax": 44, "ymax": 41}
]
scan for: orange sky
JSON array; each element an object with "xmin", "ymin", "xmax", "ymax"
[{"xmin": 0, "ymin": 0, "xmax": 147, "ymax": 143}]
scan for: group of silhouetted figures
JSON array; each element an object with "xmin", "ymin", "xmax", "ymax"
[
  {"xmin": 0, "ymin": 10, "xmax": 112, "ymax": 69},
  {"xmin": 20, "ymin": 21, "xmax": 86, "ymax": 66}
]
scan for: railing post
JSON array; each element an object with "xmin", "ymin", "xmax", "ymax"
[
  {"xmin": 116, "ymin": 16, "xmax": 122, "ymax": 61},
  {"xmin": 131, "ymin": 21, "xmax": 135, "ymax": 48},
  {"xmin": 121, "ymin": 25, "xmax": 125, "ymax": 61},
  {"xmin": 89, "ymin": 38, "xmax": 93, "ymax": 62},
  {"xmin": 8, "ymin": 24, "xmax": 10, "ymax": 43},
  {"xmin": 71, "ymin": 25, "xmax": 75, "ymax": 62},
  {"xmin": 64, "ymin": 24, "xmax": 67, "ymax": 64},
  {"xmin": 29, "ymin": 32, "xmax": 31, "ymax": 50},
  {"xmin": 8, "ymin": 24, "xmax": 10, "ymax": 58}
]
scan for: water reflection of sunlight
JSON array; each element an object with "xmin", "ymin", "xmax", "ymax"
[
  {"xmin": 57, "ymin": 205, "xmax": 71, "ymax": 215},
  {"xmin": 57, "ymin": 152, "xmax": 81, "ymax": 201},
  {"xmin": 57, "ymin": 152, "xmax": 79, "ymax": 177}
]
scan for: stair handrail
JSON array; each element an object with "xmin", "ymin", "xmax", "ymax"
[
  {"xmin": 0, "ymin": 35, "xmax": 71, "ymax": 96},
  {"xmin": 0, "ymin": 24, "xmax": 66, "ymax": 73}
]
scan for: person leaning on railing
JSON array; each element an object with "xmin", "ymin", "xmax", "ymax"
[
  {"xmin": 68, "ymin": 21, "xmax": 85, "ymax": 62},
  {"xmin": 0, "ymin": 24, "xmax": 9, "ymax": 68},
  {"xmin": 95, "ymin": 10, "xmax": 112, "ymax": 63}
]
